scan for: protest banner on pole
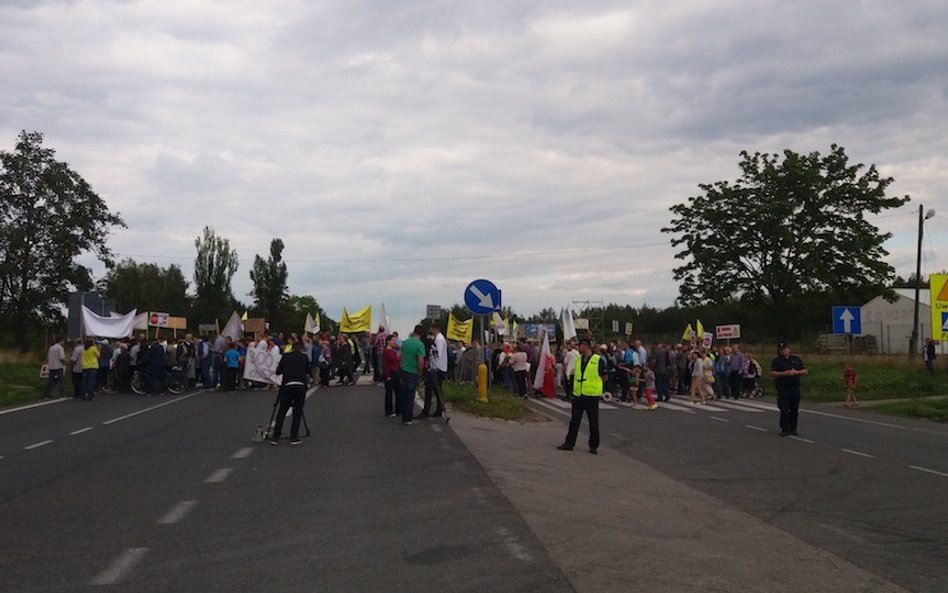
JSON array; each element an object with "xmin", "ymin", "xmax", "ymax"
[{"xmin": 243, "ymin": 345, "xmax": 282, "ymax": 385}]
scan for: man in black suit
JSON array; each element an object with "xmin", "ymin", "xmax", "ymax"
[{"xmin": 269, "ymin": 341, "xmax": 311, "ymax": 445}]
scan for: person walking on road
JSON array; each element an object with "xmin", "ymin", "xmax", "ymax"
[
  {"xmin": 382, "ymin": 334, "xmax": 402, "ymax": 417},
  {"xmin": 770, "ymin": 342, "xmax": 808, "ymax": 436},
  {"xmin": 399, "ymin": 325, "xmax": 427, "ymax": 425},
  {"xmin": 268, "ymin": 342, "xmax": 311, "ymax": 445},
  {"xmin": 44, "ymin": 337, "xmax": 66, "ymax": 399},
  {"xmin": 558, "ymin": 339, "xmax": 606, "ymax": 455},
  {"xmin": 80, "ymin": 338, "xmax": 99, "ymax": 401}
]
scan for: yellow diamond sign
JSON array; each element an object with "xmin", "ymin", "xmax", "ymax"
[{"xmin": 930, "ymin": 274, "xmax": 948, "ymax": 341}]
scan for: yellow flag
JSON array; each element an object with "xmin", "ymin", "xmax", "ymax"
[
  {"xmin": 340, "ymin": 305, "xmax": 372, "ymax": 333},
  {"xmin": 696, "ymin": 319, "xmax": 704, "ymax": 338},
  {"xmin": 241, "ymin": 311, "xmax": 248, "ymax": 321},
  {"xmin": 446, "ymin": 312, "xmax": 474, "ymax": 343},
  {"xmin": 681, "ymin": 323, "xmax": 693, "ymax": 342},
  {"xmin": 512, "ymin": 321, "xmax": 519, "ymax": 339}
]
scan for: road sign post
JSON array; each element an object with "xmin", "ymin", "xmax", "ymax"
[
  {"xmin": 832, "ymin": 306, "xmax": 862, "ymax": 335},
  {"xmin": 464, "ymin": 279, "xmax": 501, "ymax": 316}
]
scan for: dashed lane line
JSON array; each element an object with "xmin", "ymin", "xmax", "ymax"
[
  {"xmin": 231, "ymin": 446, "xmax": 255, "ymax": 459},
  {"xmin": 89, "ymin": 547, "xmax": 148, "ymax": 586},
  {"xmin": 745, "ymin": 425, "xmax": 769, "ymax": 433},
  {"xmin": 710, "ymin": 416, "xmax": 729, "ymax": 423},
  {"xmin": 0, "ymin": 397, "xmax": 69, "ymax": 415},
  {"xmin": 157, "ymin": 500, "xmax": 199, "ymax": 525},
  {"xmin": 909, "ymin": 465, "xmax": 948, "ymax": 479},
  {"xmin": 789, "ymin": 435, "xmax": 815, "ymax": 444},
  {"xmin": 841, "ymin": 448, "xmax": 875, "ymax": 459},
  {"xmin": 102, "ymin": 390, "xmax": 205, "ymax": 425},
  {"xmin": 204, "ymin": 468, "xmax": 234, "ymax": 483},
  {"xmin": 24, "ymin": 439, "xmax": 54, "ymax": 450},
  {"xmin": 70, "ymin": 426, "xmax": 94, "ymax": 435}
]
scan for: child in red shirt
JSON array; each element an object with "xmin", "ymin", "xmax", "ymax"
[{"xmin": 843, "ymin": 363, "xmax": 858, "ymax": 407}]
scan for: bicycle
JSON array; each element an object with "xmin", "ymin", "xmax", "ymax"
[{"xmin": 131, "ymin": 364, "xmax": 189, "ymax": 395}]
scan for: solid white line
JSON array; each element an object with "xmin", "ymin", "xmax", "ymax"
[
  {"xmin": 205, "ymin": 468, "xmax": 234, "ymax": 483},
  {"xmin": 789, "ymin": 436, "xmax": 815, "ymax": 444},
  {"xmin": 24, "ymin": 439, "xmax": 54, "ymax": 450},
  {"xmin": 89, "ymin": 547, "xmax": 149, "ymax": 585},
  {"xmin": 801, "ymin": 408, "xmax": 907, "ymax": 429},
  {"xmin": 157, "ymin": 500, "xmax": 198, "ymax": 525},
  {"xmin": 909, "ymin": 465, "xmax": 948, "ymax": 479},
  {"xmin": 102, "ymin": 390, "xmax": 204, "ymax": 425},
  {"xmin": 710, "ymin": 416, "xmax": 729, "ymax": 423},
  {"xmin": 0, "ymin": 397, "xmax": 68, "ymax": 415},
  {"xmin": 70, "ymin": 427, "xmax": 94, "ymax": 435},
  {"xmin": 231, "ymin": 446, "xmax": 255, "ymax": 459},
  {"xmin": 745, "ymin": 425, "xmax": 769, "ymax": 433},
  {"xmin": 841, "ymin": 448, "xmax": 875, "ymax": 459}
]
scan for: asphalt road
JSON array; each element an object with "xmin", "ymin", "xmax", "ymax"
[
  {"xmin": 529, "ymin": 393, "xmax": 948, "ymax": 593},
  {"xmin": 0, "ymin": 386, "xmax": 573, "ymax": 593}
]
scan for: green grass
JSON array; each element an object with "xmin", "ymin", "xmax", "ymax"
[
  {"xmin": 0, "ymin": 362, "xmax": 45, "ymax": 408},
  {"xmin": 793, "ymin": 361, "xmax": 948, "ymax": 403},
  {"xmin": 864, "ymin": 399, "xmax": 948, "ymax": 423},
  {"xmin": 441, "ymin": 380, "xmax": 531, "ymax": 422}
]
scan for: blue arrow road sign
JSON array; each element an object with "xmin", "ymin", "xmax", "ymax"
[
  {"xmin": 464, "ymin": 279, "xmax": 501, "ymax": 315},
  {"xmin": 832, "ymin": 306, "xmax": 861, "ymax": 335}
]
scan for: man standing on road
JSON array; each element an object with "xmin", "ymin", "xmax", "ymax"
[
  {"xmin": 769, "ymin": 342, "xmax": 808, "ymax": 437},
  {"xmin": 728, "ymin": 345, "xmax": 745, "ymax": 400},
  {"xmin": 558, "ymin": 339, "xmax": 606, "ymax": 455},
  {"xmin": 44, "ymin": 337, "xmax": 66, "ymax": 399},
  {"xmin": 269, "ymin": 341, "xmax": 311, "ymax": 445},
  {"xmin": 399, "ymin": 325, "xmax": 427, "ymax": 426},
  {"xmin": 418, "ymin": 322, "xmax": 447, "ymax": 419}
]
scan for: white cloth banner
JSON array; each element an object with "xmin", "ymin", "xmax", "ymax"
[
  {"xmin": 82, "ymin": 306, "xmax": 138, "ymax": 338},
  {"xmin": 221, "ymin": 311, "xmax": 243, "ymax": 341},
  {"xmin": 561, "ymin": 308, "xmax": 577, "ymax": 341},
  {"xmin": 243, "ymin": 344, "xmax": 282, "ymax": 385}
]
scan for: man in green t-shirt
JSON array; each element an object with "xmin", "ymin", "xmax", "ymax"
[{"xmin": 399, "ymin": 325, "xmax": 427, "ymax": 425}]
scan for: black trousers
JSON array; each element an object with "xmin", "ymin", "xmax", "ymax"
[
  {"xmin": 564, "ymin": 395, "xmax": 600, "ymax": 450},
  {"xmin": 71, "ymin": 371, "xmax": 83, "ymax": 398},
  {"xmin": 272, "ymin": 384, "xmax": 307, "ymax": 440},
  {"xmin": 421, "ymin": 370, "xmax": 445, "ymax": 415},
  {"xmin": 777, "ymin": 389, "xmax": 801, "ymax": 433},
  {"xmin": 384, "ymin": 372, "xmax": 402, "ymax": 416}
]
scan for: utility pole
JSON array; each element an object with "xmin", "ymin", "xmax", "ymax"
[{"xmin": 910, "ymin": 204, "xmax": 936, "ymax": 356}]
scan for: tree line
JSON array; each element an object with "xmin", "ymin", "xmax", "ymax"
[{"xmin": 0, "ymin": 131, "xmax": 913, "ymax": 350}]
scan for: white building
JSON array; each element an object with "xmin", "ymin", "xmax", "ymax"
[{"xmin": 861, "ymin": 289, "xmax": 945, "ymax": 355}]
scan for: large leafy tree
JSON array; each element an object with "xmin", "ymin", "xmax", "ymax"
[
  {"xmin": 0, "ymin": 131, "xmax": 125, "ymax": 340},
  {"xmin": 249, "ymin": 238, "xmax": 289, "ymax": 326},
  {"xmin": 662, "ymin": 145, "xmax": 908, "ymax": 325},
  {"xmin": 100, "ymin": 259, "xmax": 190, "ymax": 315},
  {"xmin": 193, "ymin": 226, "xmax": 239, "ymax": 324}
]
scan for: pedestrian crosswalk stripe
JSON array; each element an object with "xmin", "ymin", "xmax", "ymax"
[
  {"xmin": 657, "ymin": 401, "xmax": 697, "ymax": 413},
  {"xmin": 543, "ymin": 398, "xmax": 616, "ymax": 410},
  {"xmin": 703, "ymin": 400, "xmax": 764, "ymax": 413}
]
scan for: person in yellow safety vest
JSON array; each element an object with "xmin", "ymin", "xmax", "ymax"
[{"xmin": 558, "ymin": 338, "xmax": 607, "ymax": 455}]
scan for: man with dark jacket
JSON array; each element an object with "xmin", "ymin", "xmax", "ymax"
[
  {"xmin": 144, "ymin": 338, "xmax": 167, "ymax": 395},
  {"xmin": 269, "ymin": 342, "xmax": 311, "ymax": 445}
]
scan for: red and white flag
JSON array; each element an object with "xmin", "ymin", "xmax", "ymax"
[{"xmin": 532, "ymin": 332, "xmax": 557, "ymax": 398}]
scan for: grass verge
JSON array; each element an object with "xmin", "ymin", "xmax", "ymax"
[
  {"xmin": 0, "ymin": 362, "xmax": 45, "ymax": 408},
  {"xmin": 863, "ymin": 399, "xmax": 948, "ymax": 423},
  {"xmin": 441, "ymin": 381, "xmax": 531, "ymax": 422}
]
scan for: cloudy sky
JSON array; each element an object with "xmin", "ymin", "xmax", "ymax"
[{"xmin": 2, "ymin": 0, "xmax": 947, "ymax": 333}]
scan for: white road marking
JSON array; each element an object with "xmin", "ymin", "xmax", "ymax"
[
  {"xmin": 610, "ymin": 432, "xmax": 626, "ymax": 440},
  {"xmin": 204, "ymin": 468, "xmax": 234, "ymax": 483},
  {"xmin": 909, "ymin": 465, "xmax": 948, "ymax": 479},
  {"xmin": 495, "ymin": 527, "xmax": 532, "ymax": 562},
  {"xmin": 545, "ymin": 399, "xmax": 571, "ymax": 409},
  {"xmin": 720, "ymin": 399, "xmax": 778, "ymax": 412},
  {"xmin": 231, "ymin": 446, "xmax": 255, "ymax": 459},
  {"xmin": 745, "ymin": 425, "xmax": 769, "ymax": 433},
  {"xmin": 800, "ymin": 408, "xmax": 907, "ymax": 430},
  {"xmin": 531, "ymin": 399, "xmax": 571, "ymax": 418},
  {"xmin": 710, "ymin": 416, "xmax": 729, "ymax": 423},
  {"xmin": 841, "ymin": 448, "xmax": 875, "ymax": 459},
  {"xmin": 708, "ymin": 400, "xmax": 765, "ymax": 413},
  {"xmin": 0, "ymin": 397, "xmax": 68, "ymax": 415},
  {"xmin": 89, "ymin": 547, "xmax": 149, "ymax": 586},
  {"xmin": 157, "ymin": 500, "xmax": 199, "ymax": 525},
  {"xmin": 657, "ymin": 401, "xmax": 697, "ymax": 414},
  {"xmin": 789, "ymin": 436, "xmax": 815, "ymax": 444},
  {"xmin": 70, "ymin": 427, "xmax": 94, "ymax": 435},
  {"xmin": 102, "ymin": 390, "xmax": 204, "ymax": 425},
  {"xmin": 24, "ymin": 439, "xmax": 54, "ymax": 450}
]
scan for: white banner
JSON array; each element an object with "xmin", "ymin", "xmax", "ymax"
[
  {"xmin": 82, "ymin": 306, "xmax": 138, "ymax": 338},
  {"xmin": 243, "ymin": 345, "xmax": 282, "ymax": 385},
  {"xmin": 221, "ymin": 311, "xmax": 243, "ymax": 341}
]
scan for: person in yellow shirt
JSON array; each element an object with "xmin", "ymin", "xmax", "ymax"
[{"xmin": 81, "ymin": 339, "xmax": 100, "ymax": 401}]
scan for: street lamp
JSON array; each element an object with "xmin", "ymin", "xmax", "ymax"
[{"xmin": 910, "ymin": 205, "xmax": 936, "ymax": 356}]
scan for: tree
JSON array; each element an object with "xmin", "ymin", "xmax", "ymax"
[
  {"xmin": 285, "ymin": 294, "xmax": 336, "ymax": 336},
  {"xmin": 0, "ymin": 131, "xmax": 125, "ymax": 342},
  {"xmin": 662, "ymin": 145, "xmax": 908, "ymax": 330},
  {"xmin": 249, "ymin": 238, "xmax": 289, "ymax": 327},
  {"xmin": 193, "ymin": 226, "xmax": 239, "ymax": 324},
  {"xmin": 100, "ymin": 259, "xmax": 190, "ymax": 315}
]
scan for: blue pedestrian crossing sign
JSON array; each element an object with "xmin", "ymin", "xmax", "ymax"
[
  {"xmin": 464, "ymin": 278, "xmax": 502, "ymax": 315},
  {"xmin": 942, "ymin": 312, "xmax": 948, "ymax": 334},
  {"xmin": 832, "ymin": 306, "xmax": 861, "ymax": 335}
]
